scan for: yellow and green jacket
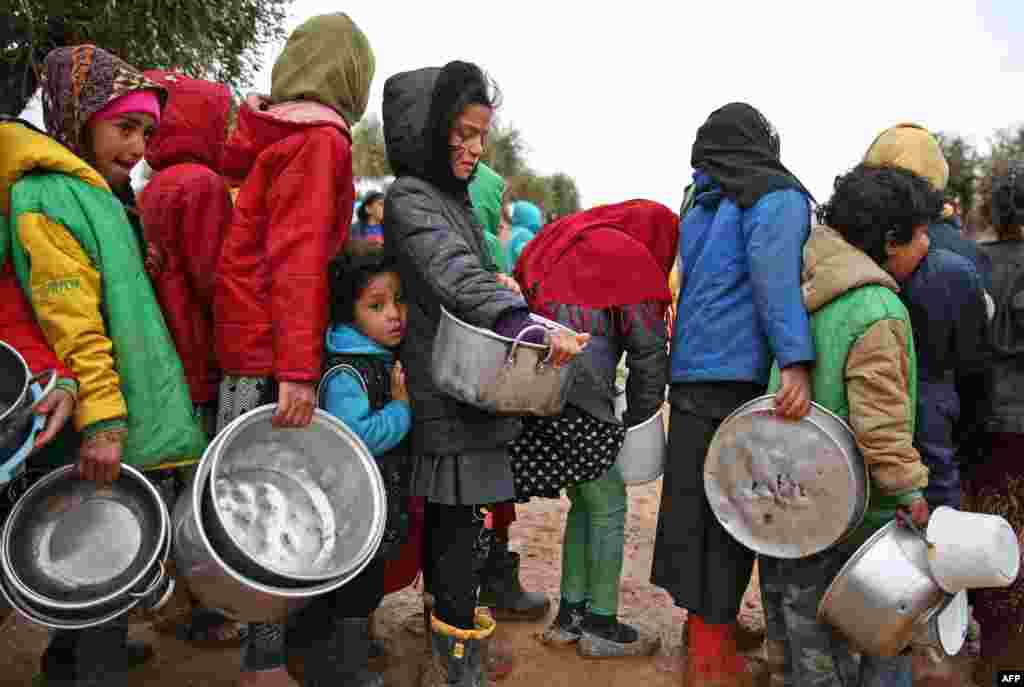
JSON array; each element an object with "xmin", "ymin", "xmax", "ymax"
[{"xmin": 0, "ymin": 119, "xmax": 207, "ymax": 469}]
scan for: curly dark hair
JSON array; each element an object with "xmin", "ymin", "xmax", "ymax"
[
  {"xmin": 817, "ymin": 164, "xmax": 943, "ymax": 266},
  {"xmin": 328, "ymin": 247, "xmax": 399, "ymax": 324}
]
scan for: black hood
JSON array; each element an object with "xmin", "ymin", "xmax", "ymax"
[
  {"xmin": 382, "ymin": 62, "xmax": 487, "ymax": 196},
  {"xmin": 382, "ymin": 67, "xmax": 440, "ymax": 180}
]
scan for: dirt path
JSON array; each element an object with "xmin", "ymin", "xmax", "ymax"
[{"xmin": 0, "ymin": 480, "xmax": 979, "ymax": 686}]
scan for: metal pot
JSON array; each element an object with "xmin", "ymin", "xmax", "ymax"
[
  {"xmin": 0, "ymin": 523, "xmax": 172, "ymax": 630},
  {"xmin": 205, "ymin": 406, "xmax": 386, "ymax": 585},
  {"xmin": 615, "ymin": 411, "xmax": 666, "ymax": 486},
  {"xmin": 0, "ymin": 340, "xmax": 56, "ymax": 459},
  {"xmin": 173, "ymin": 420, "xmax": 383, "ymax": 623},
  {"xmin": 818, "ymin": 521, "xmax": 950, "ymax": 657},
  {"xmin": 1, "ymin": 464, "xmax": 169, "ymax": 614},
  {"xmin": 431, "ymin": 307, "xmax": 580, "ymax": 416},
  {"xmin": 704, "ymin": 396, "xmax": 869, "ymax": 559}
]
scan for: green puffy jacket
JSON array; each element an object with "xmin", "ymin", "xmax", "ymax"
[{"xmin": 769, "ymin": 224, "xmax": 928, "ymax": 542}]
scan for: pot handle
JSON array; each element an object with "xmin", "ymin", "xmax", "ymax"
[
  {"xmin": 128, "ymin": 560, "xmax": 167, "ymax": 599},
  {"xmin": 506, "ymin": 325, "xmax": 552, "ymax": 366}
]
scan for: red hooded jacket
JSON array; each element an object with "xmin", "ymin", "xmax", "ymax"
[
  {"xmin": 0, "ymin": 261, "xmax": 73, "ymax": 378},
  {"xmin": 139, "ymin": 71, "xmax": 233, "ymax": 404},
  {"xmin": 214, "ymin": 97, "xmax": 354, "ymax": 383}
]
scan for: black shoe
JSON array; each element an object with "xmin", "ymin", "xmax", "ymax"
[
  {"xmin": 478, "ymin": 546, "xmax": 550, "ymax": 621},
  {"xmin": 577, "ymin": 613, "xmax": 660, "ymax": 658},
  {"xmin": 541, "ymin": 600, "xmax": 587, "ymax": 646}
]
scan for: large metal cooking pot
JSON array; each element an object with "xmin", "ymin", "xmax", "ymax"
[
  {"xmin": 704, "ymin": 396, "xmax": 869, "ymax": 558},
  {"xmin": 0, "ymin": 523, "xmax": 172, "ymax": 630},
  {"xmin": 818, "ymin": 521, "xmax": 950, "ymax": 657},
  {"xmin": 431, "ymin": 308, "xmax": 580, "ymax": 416},
  {"xmin": 615, "ymin": 411, "xmax": 666, "ymax": 486},
  {"xmin": 173, "ymin": 415, "xmax": 383, "ymax": 623},
  {"xmin": 0, "ymin": 340, "xmax": 56, "ymax": 460},
  {"xmin": 1, "ymin": 464, "xmax": 170, "ymax": 614},
  {"xmin": 206, "ymin": 406, "xmax": 385, "ymax": 585}
]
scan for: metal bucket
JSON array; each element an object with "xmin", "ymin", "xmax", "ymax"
[
  {"xmin": 0, "ymin": 522, "xmax": 172, "ymax": 630},
  {"xmin": 704, "ymin": 396, "xmax": 869, "ymax": 558},
  {"xmin": 0, "ymin": 340, "xmax": 56, "ymax": 461},
  {"xmin": 615, "ymin": 411, "xmax": 666, "ymax": 486},
  {"xmin": 205, "ymin": 406, "xmax": 386, "ymax": 585},
  {"xmin": 172, "ymin": 412, "xmax": 384, "ymax": 623},
  {"xmin": 818, "ymin": 521, "xmax": 950, "ymax": 657},
  {"xmin": 911, "ymin": 590, "xmax": 968, "ymax": 656},
  {"xmin": 1, "ymin": 464, "xmax": 169, "ymax": 614},
  {"xmin": 431, "ymin": 307, "xmax": 579, "ymax": 416}
]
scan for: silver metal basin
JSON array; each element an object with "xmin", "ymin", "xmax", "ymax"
[
  {"xmin": 172, "ymin": 410, "xmax": 384, "ymax": 623},
  {"xmin": 206, "ymin": 406, "xmax": 385, "ymax": 583},
  {"xmin": 0, "ymin": 522, "xmax": 171, "ymax": 630},
  {"xmin": 1, "ymin": 464, "xmax": 169, "ymax": 612},
  {"xmin": 0, "ymin": 340, "xmax": 55, "ymax": 460},
  {"xmin": 616, "ymin": 411, "xmax": 666, "ymax": 486},
  {"xmin": 431, "ymin": 307, "xmax": 579, "ymax": 416},
  {"xmin": 704, "ymin": 396, "xmax": 869, "ymax": 558},
  {"xmin": 818, "ymin": 521, "xmax": 949, "ymax": 657}
]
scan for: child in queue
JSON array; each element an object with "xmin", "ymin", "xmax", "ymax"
[
  {"xmin": 287, "ymin": 249, "xmax": 411, "ymax": 687},
  {"xmin": 759, "ymin": 164, "xmax": 935, "ymax": 687}
]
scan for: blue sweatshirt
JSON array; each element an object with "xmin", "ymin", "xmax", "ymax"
[
  {"xmin": 322, "ymin": 324, "xmax": 412, "ymax": 456},
  {"xmin": 670, "ymin": 174, "xmax": 815, "ymax": 384}
]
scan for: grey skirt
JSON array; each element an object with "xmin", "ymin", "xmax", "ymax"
[{"xmin": 410, "ymin": 447, "xmax": 516, "ymax": 506}]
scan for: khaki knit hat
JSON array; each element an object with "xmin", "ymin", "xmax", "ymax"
[{"xmin": 863, "ymin": 123, "xmax": 949, "ymax": 191}]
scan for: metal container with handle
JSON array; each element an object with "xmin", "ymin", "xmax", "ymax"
[
  {"xmin": 431, "ymin": 307, "xmax": 580, "ymax": 416},
  {"xmin": 704, "ymin": 396, "xmax": 869, "ymax": 559},
  {"xmin": 172, "ymin": 409, "xmax": 385, "ymax": 623},
  {"xmin": 817, "ymin": 520, "xmax": 950, "ymax": 657},
  {"xmin": 1, "ymin": 464, "xmax": 169, "ymax": 615},
  {"xmin": 0, "ymin": 339, "xmax": 56, "ymax": 460}
]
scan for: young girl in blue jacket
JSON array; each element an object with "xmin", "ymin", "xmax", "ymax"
[{"xmin": 289, "ymin": 249, "xmax": 410, "ymax": 687}]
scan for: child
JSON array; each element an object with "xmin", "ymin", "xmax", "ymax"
[
  {"xmin": 759, "ymin": 164, "xmax": 936, "ymax": 687},
  {"xmin": 1, "ymin": 44, "xmax": 207, "ymax": 687},
  {"xmin": 212, "ymin": 14, "xmax": 375, "ymax": 685},
  {"xmin": 293, "ymin": 249, "xmax": 410, "ymax": 687}
]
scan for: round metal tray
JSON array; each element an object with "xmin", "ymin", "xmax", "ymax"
[{"xmin": 704, "ymin": 396, "xmax": 868, "ymax": 558}]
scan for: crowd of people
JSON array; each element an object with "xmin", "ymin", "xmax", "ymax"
[{"xmin": 1, "ymin": 10, "xmax": 1022, "ymax": 687}]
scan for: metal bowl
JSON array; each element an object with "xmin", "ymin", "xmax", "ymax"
[
  {"xmin": 0, "ymin": 340, "xmax": 55, "ymax": 460},
  {"xmin": 818, "ymin": 521, "xmax": 949, "ymax": 657},
  {"xmin": 173, "ymin": 421, "xmax": 384, "ymax": 623},
  {"xmin": 0, "ymin": 522, "xmax": 171, "ymax": 630},
  {"xmin": 206, "ymin": 406, "xmax": 386, "ymax": 584},
  {"xmin": 616, "ymin": 411, "xmax": 666, "ymax": 486},
  {"xmin": 704, "ymin": 396, "xmax": 869, "ymax": 558},
  {"xmin": 1, "ymin": 464, "xmax": 169, "ymax": 611},
  {"xmin": 431, "ymin": 307, "xmax": 580, "ymax": 416}
]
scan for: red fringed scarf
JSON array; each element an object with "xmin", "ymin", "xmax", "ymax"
[{"xmin": 514, "ymin": 200, "xmax": 679, "ymax": 332}]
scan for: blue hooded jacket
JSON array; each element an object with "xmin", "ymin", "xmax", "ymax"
[
  {"xmin": 670, "ymin": 173, "xmax": 815, "ymax": 384},
  {"xmin": 507, "ymin": 200, "xmax": 543, "ymax": 268},
  {"xmin": 322, "ymin": 324, "xmax": 412, "ymax": 456}
]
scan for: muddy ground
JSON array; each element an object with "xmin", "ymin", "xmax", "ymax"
[{"xmin": 0, "ymin": 478, "xmax": 985, "ymax": 686}]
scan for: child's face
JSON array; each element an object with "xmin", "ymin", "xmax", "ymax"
[
  {"xmin": 885, "ymin": 223, "xmax": 930, "ymax": 282},
  {"xmin": 86, "ymin": 113, "xmax": 156, "ymax": 190},
  {"xmin": 449, "ymin": 104, "xmax": 492, "ymax": 180},
  {"xmin": 367, "ymin": 199, "xmax": 384, "ymax": 225},
  {"xmin": 354, "ymin": 272, "xmax": 407, "ymax": 349}
]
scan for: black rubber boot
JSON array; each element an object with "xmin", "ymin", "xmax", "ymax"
[
  {"xmin": 478, "ymin": 543, "xmax": 550, "ymax": 621},
  {"xmin": 302, "ymin": 617, "xmax": 383, "ymax": 687},
  {"xmin": 420, "ymin": 612, "xmax": 496, "ymax": 687}
]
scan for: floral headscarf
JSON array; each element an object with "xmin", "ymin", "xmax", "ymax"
[{"xmin": 40, "ymin": 45, "xmax": 165, "ymax": 156}]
